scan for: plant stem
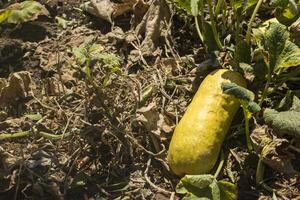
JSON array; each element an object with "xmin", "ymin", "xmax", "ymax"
[
  {"xmin": 0, "ymin": 129, "xmax": 71, "ymax": 140},
  {"xmin": 214, "ymin": 150, "xmax": 225, "ymax": 178},
  {"xmin": 0, "ymin": 131, "xmax": 32, "ymax": 140},
  {"xmin": 246, "ymin": 0, "xmax": 264, "ymax": 44},
  {"xmin": 243, "ymin": 107, "xmax": 253, "ymax": 151},
  {"xmin": 259, "ymin": 72, "xmax": 271, "ymax": 106},
  {"xmin": 256, "ymin": 155, "xmax": 265, "ymax": 185},
  {"xmin": 195, "ymin": 16, "xmax": 204, "ymax": 45},
  {"xmin": 215, "ymin": 0, "xmax": 225, "ymax": 16},
  {"xmin": 207, "ymin": 0, "xmax": 223, "ymax": 50},
  {"xmin": 289, "ymin": 145, "xmax": 300, "ymax": 154},
  {"xmin": 39, "ymin": 131, "xmax": 69, "ymax": 140}
]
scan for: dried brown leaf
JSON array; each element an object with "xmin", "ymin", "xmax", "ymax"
[
  {"xmin": 131, "ymin": 0, "xmax": 171, "ymax": 56},
  {"xmin": 0, "ymin": 71, "xmax": 32, "ymax": 106},
  {"xmin": 251, "ymin": 126, "xmax": 297, "ymax": 174},
  {"xmin": 136, "ymin": 102, "xmax": 174, "ymax": 139},
  {"xmin": 84, "ymin": 0, "xmax": 136, "ymax": 23}
]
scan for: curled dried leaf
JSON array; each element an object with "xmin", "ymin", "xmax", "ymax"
[
  {"xmin": 0, "ymin": 71, "xmax": 32, "ymax": 106},
  {"xmin": 251, "ymin": 126, "xmax": 296, "ymax": 174}
]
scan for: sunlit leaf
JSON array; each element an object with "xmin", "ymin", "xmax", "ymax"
[
  {"xmin": 264, "ymin": 108, "xmax": 300, "ymax": 136},
  {"xmin": 276, "ymin": 40, "xmax": 300, "ymax": 68},
  {"xmin": 177, "ymin": 175, "xmax": 237, "ymax": 200},
  {"xmin": 248, "ymin": 101, "xmax": 261, "ymax": 113},
  {"xmin": 218, "ymin": 181, "xmax": 238, "ymax": 200},
  {"xmin": 0, "ymin": 10, "xmax": 11, "ymax": 24},
  {"xmin": 255, "ymin": 22, "xmax": 300, "ymax": 71},
  {"xmin": 73, "ymin": 43, "xmax": 104, "ymax": 66},
  {"xmin": 25, "ymin": 113, "xmax": 42, "ymax": 121},
  {"xmin": 0, "ymin": 1, "xmax": 49, "ymax": 24},
  {"xmin": 191, "ymin": 0, "xmax": 202, "ymax": 16},
  {"xmin": 180, "ymin": 175, "xmax": 215, "ymax": 189},
  {"xmin": 231, "ymin": 0, "xmax": 258, "ymax": 11},
  {"xmin": 221, "ymin": 82, "xmax": 254, "ymax": 102},
  {"xmin": 174, "ymin": 0, "xmax": 191, "ymax": 13}
]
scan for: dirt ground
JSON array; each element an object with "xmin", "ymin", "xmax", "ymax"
[{"xmin": 0, "ymin": 0, "xmax": 299, "ymax": 199}]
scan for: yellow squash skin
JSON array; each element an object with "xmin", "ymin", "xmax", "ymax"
[{"xmin": 167, "ymin": 69, "xmax": 246, "ymax": 176}]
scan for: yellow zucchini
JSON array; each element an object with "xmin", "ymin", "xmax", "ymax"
[{"xmin": 167, "ymin": 69, "xmax": 246, "ymax": 176}]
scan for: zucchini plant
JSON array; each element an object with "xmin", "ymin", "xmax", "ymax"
[{"xmin": 170, "ymin": 0, "xmax": 300, "ymax": 198}]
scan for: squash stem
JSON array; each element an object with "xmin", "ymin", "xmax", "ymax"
[
  {"xmin": 259, "ymin": 72, "xmax": 271, "ymax": 106},
  {"xmin": 214, "ymin": 150, "xmax": 225, "ymax": 178},
  {"xmin": 256, "ymin": 155, "xmax": 265, "ymax": 185},
  {"xmin": 195, "ymin": 16, "xmax": 204, "ymax": 45},
  {"xmin": 243, "ymin": 107, "xmax": 253, "ymax": 151},
  {"xmin": 0, "ymin": 131, "xmax": 32, "ymax": 140},
  {"xmin": 246, "ymin": 0, "xmax": 264, "ymax": 44},
  {"xmin": 207, "ymin": 0, "xmax": 223, "ymax": 50}
]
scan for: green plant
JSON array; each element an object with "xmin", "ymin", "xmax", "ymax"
[
  {"xmin": 222, "ymin": 82, "xmax": 261, "ymax": 151},
  {"xmin": 176, "ymin": 170, "xmax": 238, "ymax": 199},
  {"xmin": 72, "ymin": 42, "xmax": 122, "ymax": 86}
]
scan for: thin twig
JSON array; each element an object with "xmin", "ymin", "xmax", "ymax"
[{"xmin": 144, "ymin": 158, "xmax": 172, "ymax": 195}]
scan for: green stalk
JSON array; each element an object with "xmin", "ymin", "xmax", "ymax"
[
  {"xmin": 214, "ymin": 150, "xmax": 225, "ymax": 178},
  {"xmin": 242, "ymin": 106, "xmax": 253, "ymax": 151},
  {"xmin": 195, "ymin": 16, "xmax": 204, "ymax": 44},
  {"xmin": 235, "ymin": 13, "xmax": 241, "ymax": 43},
  {"xmin": 259, "ymin": 71, "xmax": 271, "ymax": 106},
  {"xmin": 256, "ymin": 154, "xmax": 265, "ymax": 185},
  {"xmin": 246, "ymin": 0, "xmax": 264, "ymax": 44},
  {"xmin": 0, "ymin": 131, "xmax": 31, "ymax": 140},
  {"xmin": 0, "ymin": 129, "xmax": 71, "ymax": 140},
  {"xmin": 39, "ymin": 131, "xmax": 69, "ymax": 140},
  {"xmin": 215, "ymin": 0, "xmax": 225, "ymax": 16},
  {"xmin": 207, "ymin": 0, "xmax": 223, "ymax": 50},
  {"xmin": 221, "ymin": 4, "xmax": 227, "ymax": 35}
]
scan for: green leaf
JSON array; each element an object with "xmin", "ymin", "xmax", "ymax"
[
  {"xmin": 177, "ymin": 175, "xmax": 237, "ymax": 200},
  {"xmin": 0, "ymin": 1, "xmax": 49, "ymax": 24},
  {"xmin": 248, "ymin": 101, "xmax": 261, "ymax": 113},
  {"xmin": 264, "ymin": 108, "xmax": 300, "ymax": 136},
  {"xmin": 235, "ymin": 40, "xmax": 251, "ymax": 64},
  {"xmin": 221, "ymin": 82, "xmax": 255, "ymax": 102},
  {"xmin": 239, "ymin": 61, "xmax": 268, "ymax": 81},
  {"xmin": 264, "ymin": 23, "xmax": 289, "ymax": 69},
  {"xmin": 256, "ymin": 22, "xmax": 300, "ymax": 71},
  {"xmin": 73, "ymin": 47, "xmax": 88, "ymax": 65},
  {"xmin": 218, "ymin": 181, "xmax": 238, "ymax": 200},
  {"xmin": 231, "ymin": 0, "xmax": 258, "ymax": 11},
  {"xmin": 181, "ymin": 175, "xmax": 215, "ymax": 189},
  {"xmin": 252, "ymin": 18, "xmax": 279, "ymax": 47},
  {"xmin": 270, "ymin": 0, "xmax": 289, "ymax": 8},
  {"xmin": 73, "ymin": 43, "xmax": 104, "ymax": 66},
  {"xmin": 173, "ymin": 0, "xmax": 192, "ymax": 13},
  {"xmin": 203, "ymin": 22, "xmax": 218, "ymax": 52},
  {"xmin": 273, "ymin": 0, "xmax": 299, "ymax": 25},
  {"xmin": 276, "ymin": 40, "xmax": 300, "ymax": 68},
  {"xmin": 0, "ymin": 9, "xmax": 11, "ymax": 24},
  {"xmin": 55, "ymin": 16, "xmax": 69, "ymax": 29},
  {"xmin": 276, "ymin": 90, "xmax": 300, "ymax": 111},
  {"xmin": 210, "ymin": 181, "xmax": 221, "ymax": 199},
  {"xmin": 25, "ymin": 113, "xmax": 42, "ymax": 121},
  {"xmin": 191, "ymin": 0, "xmax": 202, "ymax": 16},
  {"xmin": 97, "ymin": 53, "xmax": 122, "ymax": 69},
  {"xmin": 176, "ymin": 175, "xmax": 218, "ymax": 199}
]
